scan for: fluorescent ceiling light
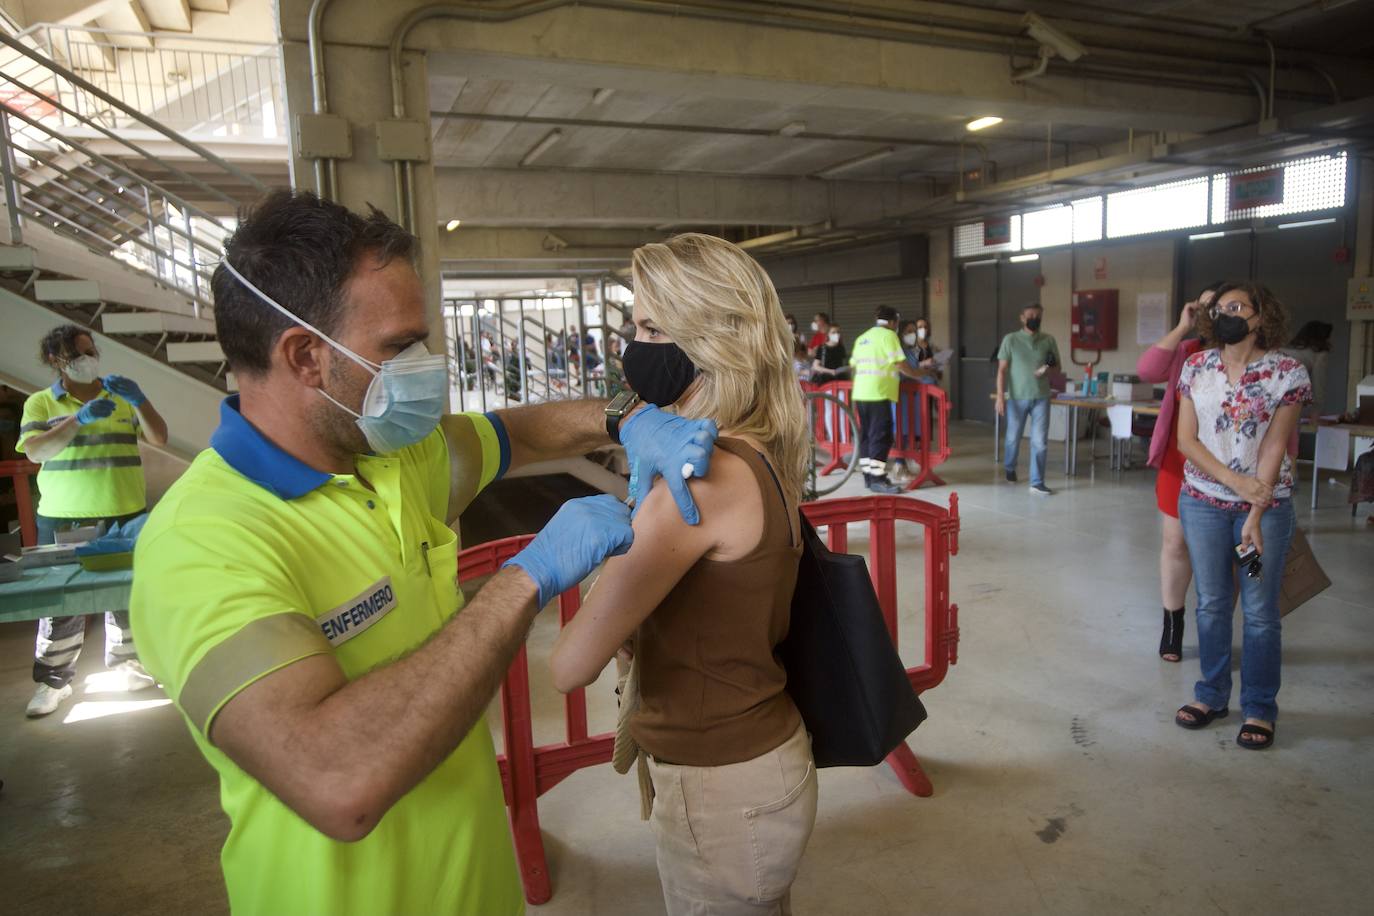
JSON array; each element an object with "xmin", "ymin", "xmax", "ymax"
[
  {"xmin": 1188, "ymin": 231, "xmax": 1225, "ymax": 241},
  {"xmin": 814, "ymin": 147, "xmax": 894, "ymax": 178},
  {"xmin": 1276, "ymin": 217, "xmax": 1336, "ymax": 230},
  {"xmin": 966, "ymin": 116, "xmax": 1003, "ymax": 131},
  {"xmin": 520, "ymin": 129, "xmax": 563, "ymax": 167},
  {"xmin": 592, "ymin": 88, "xmax": 615, "ymax": 106},
  {"xmin": 1009, "ymin": 253, "xmax": 1039, "ymax": 262},
  {"xmin": 445, "ymin": 219, "xmax": 462, "ymax": 231},
  {"xmin": 778, "ymin": 120, "xmax": 807, "ymax": 137}
]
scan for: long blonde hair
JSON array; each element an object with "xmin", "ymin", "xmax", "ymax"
[{"xmin": 631, "ymin": 233, "xmax": 808, "ymax": 502}]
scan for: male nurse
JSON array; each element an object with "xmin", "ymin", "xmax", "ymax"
[
  {"xmin": 130, "ymin": 191, "xmax": 717, "ymax": 915},
  {"xmin": 849, "ymin": 305, "xmax": 926, "ymax": 493}
]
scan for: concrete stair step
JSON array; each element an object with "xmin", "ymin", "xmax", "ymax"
[
  {"xmin": 166, "ymin": 340, "xmax": 225, "ymax": 363},
  {"xmin": 34, "ymin": 278, "xmax": 102, "ymax": 303},
  {"xmin": 102, "ymin": 312, "xmax": 217, "ymax": 336}
]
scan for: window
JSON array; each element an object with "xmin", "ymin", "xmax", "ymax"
[
  {"xmin": 1018, "ymin": 196, "xmax": 1103, "ymax": 250},
  {"xmin": 953, "ymin": 216, "xmax": 1021, "ymax": 258},
  {"xmin": 1212, "ymin": 151, "xmax": 1347, "ymax": 223},
  {"xmin": 1106, "ymin": 177, "xmax": 1209, "ymax": 238}
]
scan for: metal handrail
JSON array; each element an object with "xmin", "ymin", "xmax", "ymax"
[{"xmin": 0, "ymin": 31, "xmax": 270, "ymax": 196}]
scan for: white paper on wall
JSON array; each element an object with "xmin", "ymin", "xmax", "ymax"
[{"xmin": 1136, "ymin": 292, "xmax": 1169, "ymax": 346}]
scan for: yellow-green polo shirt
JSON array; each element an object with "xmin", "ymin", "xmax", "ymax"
[
  {"xmin": 16, "ymin": 380, "xmax": 145, "ymax": 518},
  {"xmin": 130, "ymin": 396, "xmax": 522, "ymax": 916},
  {"xmin": 850, "ymin": 326, "xmax": 905, "ymax": 402}
]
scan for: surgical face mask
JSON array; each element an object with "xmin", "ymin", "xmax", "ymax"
[
  {"xmin": 828, "ymin": 331, "xmax": 841, "ymax": 345},
  {"xmin": 902, "ymin": 333, "xmax": 918, "ymax": 347},
  {"xmin": 1213, "ymin": 313, "xmax": 1253, "ymax": 346},
  {"xmin": 917, "ymin": 327, "xmax": 927, "ymax": 340},
  {"xmin": 221, "ymin": 260, "xmax": 448, "ymax": 454},
  {"xmin": 622, "ymin": 340, "xmax": 697, "ymax": 407},
  {"xmin": 810, "ymin": 321, "xmax": 819, "ymax": 332},
  {"xmin": 1025, "ymin": 317, "xmax": 1042, "ymax": 332},
  {"xmin": 64, "ymin": 355, "xmax": 100, "ymax": 384}
]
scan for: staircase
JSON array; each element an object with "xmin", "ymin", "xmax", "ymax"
[{"xmin": 0, "ymin": 26, "xmax": 634, "ymax": 500}]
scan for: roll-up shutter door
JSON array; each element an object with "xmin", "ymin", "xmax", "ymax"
[
  {"xmin": 830, "ymin": 278, "xmax": 924, "ymax": 343},
  {"xmin": 778, "ymin": 286, "xmax": 833, "ymax": 323}
]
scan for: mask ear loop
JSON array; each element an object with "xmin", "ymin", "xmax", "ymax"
[{"xmin": 220, "ymin": 258, "xmax": 381, "ymax": 375}]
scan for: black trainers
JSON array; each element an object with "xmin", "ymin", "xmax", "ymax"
[
  {"xmin": 1005, "ymin": 469, "xmax": 1017, "ymax": 483},
  {"xmin": 1028, "ymin": 483, "xmax": 1052, "ymax": 496},
  {"xmin": 867, "ymin": 478, "xmax": 905, "ymax": 495}
]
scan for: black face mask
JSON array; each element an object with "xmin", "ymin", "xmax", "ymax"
[
  {"xmin": 1025, "ymin": 317, "xmax": 1042, "ymax": 332},
  {"xmin": 622, "ymin": 340, "xmax": 698, "ymax": 407},
  {"xmin": 1213, "ymin": 313, "xmax": 1252, "ymax": 346}
]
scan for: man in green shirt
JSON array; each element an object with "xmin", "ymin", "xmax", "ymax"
[
  {"xmin": 849, "ymin": 305, "xmax": 926, "ymax": 494},
  {"xmin": 996, "ymin": 303, "xmax": 1062, "ymax": 495}
]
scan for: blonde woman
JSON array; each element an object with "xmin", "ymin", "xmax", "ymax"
[{"xmin": 550, "ymin": 234, "xmax": 815, "ymax": 914}]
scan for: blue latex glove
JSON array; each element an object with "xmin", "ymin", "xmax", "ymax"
[
  {"xmin": 102, "ymin": 375, "xmax": 146, "ymax": 407},
  {"xmin": 75, "ymin": 397, "xmax": 116, "ymax": 425},
  {"xmin": 619, "ymin": 405, "xmax": 718, "ymax": 525},
  {"xmin": 503, "ymin": 495, "xmax": 634, "ymax": 608}
]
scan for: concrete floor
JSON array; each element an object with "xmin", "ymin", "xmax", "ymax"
[{"xmin": 2, "ymin": 422, "xmax": 1372, "ymax": 915}]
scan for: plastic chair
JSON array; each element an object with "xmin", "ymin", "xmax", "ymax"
[{"xmin": 1107, "ymin": 405, "xmax": 1135, "ymax": 470}]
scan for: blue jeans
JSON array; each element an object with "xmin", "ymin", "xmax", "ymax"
[
  {"xmin": 1178, "ymin": 493, "xmax": 1295, "ymax": 722},
  {"xmin": 1003, "ymin": 398, "xmax": 1049, "ymax": 486}
]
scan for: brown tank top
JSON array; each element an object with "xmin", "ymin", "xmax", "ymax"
[{"xmin": 629, "ymin": 437, "xmax": 804, "ymax": 766}]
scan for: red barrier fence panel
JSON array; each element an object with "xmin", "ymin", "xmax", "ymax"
[
  {"xmin": 0, "ymin": 459, "xmax": 40, "ymax": 546},
  {"xmin": 458, "ymin": 491, "xmax": 959, "ymax": 905},
  {"xmin": 801, "ymin": 380, "xmax": 857, "ymax": 476},
  {"xmin": 804, "ymin": 381, "xmax": 951, "ymax": 489}
]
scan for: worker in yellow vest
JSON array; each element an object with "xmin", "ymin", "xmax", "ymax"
[
  {"xmin": 849, "ymin": 306, "xmax": 927, "ymax": 494},
  {"xmin": 16, "ymin": 324, "xmax": 169, "ymax": 717}
]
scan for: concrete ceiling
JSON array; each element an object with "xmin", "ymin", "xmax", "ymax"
[{"xmin": 411, "ymin": 0, "xmax": 1374, "ymax": 265}]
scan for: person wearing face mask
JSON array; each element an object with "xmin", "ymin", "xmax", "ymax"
[
  {"xmin": 784, "ymin": 313, "xmax": 803, "ymax": 349},
  {"xmin": 16, "ymin": 324, "xmax": 169, "ymax": 718},
  {"xmin": 810, "ymin": 325, "xmax": 850, "ymax": 382},
  {"xmin": 900, "ymin": 318, "xmax": 941, "ymax": 385},
  {"xmin": 996, "ymin": 303, "xmax": 1062, "ymax": 496},
  {"xmin": 807, "ymin": 312, "xmax": 831, "ymax": 355},
  {"xmin": 127, "ymin": 191, "xmax": 718, "ymax": 915},
  {"xmin": 1136, "ymin": 283, "xmax": 1221, "ymax": 663},
  {"xmin": 1173, "ymin": 282, "xmax": 1309, "ymax": 751},
  {"xmin": 851, "ymin": 306, "xmax": 928, "ymax": 494},
  {"xmin": 549, "ymin": 233, "xmax": 815, "ymax": 915}
]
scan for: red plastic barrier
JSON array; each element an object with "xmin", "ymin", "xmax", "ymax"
[
  {"xmin": 458, "ymin": 492, "xmax": 960, "ymax": 905},
  {"xmin": 803, "ymin": 381, "xmax": 950, "ymax": 490},
  {"xmin": 0, "ymin": 458, "xmax": 40, "ymax": 546}
]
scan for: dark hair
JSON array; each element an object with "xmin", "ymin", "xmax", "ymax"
[
  {"xmin": 875, "ymin": 305, "xmax": 898, "ymax": 323},
  {"xmin": 814, "ymin": 312, "xmax": 830, "ymax": 324},
  {"xmin": 1195, "ymin": 281, "xmax": 1288, "ymax": 351},
  {"xmin": 39, "ymin": 324, "xmax": 93, "ymax": 367},
  {"xmin": 899, "ymin": 319, "xmax": 918, "ymax": 335},
  {"xmin": 1021, "ymin": 302, "xmax": 1044, "ymax": 314},
  {"xmin": 214, "ymin": 190, "xmax": 418, "ymax": 375},
  {"xmin": 1289, "ymin": 320, "xmax": 1333, "ymax": 352}
]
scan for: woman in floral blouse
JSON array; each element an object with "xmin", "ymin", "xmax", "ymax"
[{"xmin": 1173, "ymin": 282, "xmax": 1311, "ymax": 750}]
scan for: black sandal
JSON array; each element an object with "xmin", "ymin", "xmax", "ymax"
[
  {"xmin": 1175, "ymin": 704, "xmax": 1229, "ymax": 730},
  {"xmin": 1236, "ymin": 723, "xmax": 1275, "ymax": 750},
  {"xmin": 1159, "ymin": 608, "xmax": 1184, "ymax": 662}
]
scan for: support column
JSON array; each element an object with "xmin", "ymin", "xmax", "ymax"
[
  {"xmin": 1350, "ymin": 154, "xmax": 1374, "ymax": 405},
  {"xmin": 275, "ymin": 1, "xmax": 444, "ymax": 344}
]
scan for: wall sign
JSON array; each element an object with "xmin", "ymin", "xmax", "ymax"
[
  {"xmin": 983, "ymin": 217, "xmax": 1011, "ymax": 247},
  {"xmin": 1349, "ymin": 277, "xmax": 1374, "ymax": 322},
  {"xmin": 1229, "ymin": 168, "xmax": 1285, "ymax": 210}
]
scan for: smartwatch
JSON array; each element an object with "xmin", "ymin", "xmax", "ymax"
[{"xmin": 605, "ymin": 390, "xmax": 641, "ymax": 444}]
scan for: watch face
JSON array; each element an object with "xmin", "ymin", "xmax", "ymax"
[{"xmin": 607, "ymin": 390, "xmax": 638, "ymax": 415}]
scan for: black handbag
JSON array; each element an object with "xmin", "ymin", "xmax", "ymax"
[{"xmin": 778, "ymin": 515, "xmax": 928, "ymax": 768}]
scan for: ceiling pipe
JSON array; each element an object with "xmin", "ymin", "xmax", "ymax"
[
  {"xmin": 1010, "ymin": 46, "xmax": 1053, "ymax": 84},
  {"xmin": 307, "ymin": 0, "xmax": 337, "ymax": 199}
]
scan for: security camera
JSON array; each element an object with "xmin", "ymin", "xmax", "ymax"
[{"xmin": 1022, "ymin": 12, "xmax": 1087, "ymax": 63}]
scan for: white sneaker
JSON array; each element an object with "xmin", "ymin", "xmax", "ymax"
[
  {"xmin": 26, "ymin": 683, "xmax": 74, "ymax": 718},
  {"xmin": 114, "ymin": 660, "xmax": 156, "ymax": 692}
]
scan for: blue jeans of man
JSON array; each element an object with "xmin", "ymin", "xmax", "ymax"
[
  {"xmin": 1003, "ymin": 397, "xmax": 1049, "ymax": 486},
  {"xmin": 1178, "ymin": 493, "xmax": 1295, "ymax": 722}
]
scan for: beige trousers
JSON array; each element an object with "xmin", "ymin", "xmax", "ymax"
[{"xmin": 646, "ymin": 724, "xmax": 818, "ymax": 915}]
